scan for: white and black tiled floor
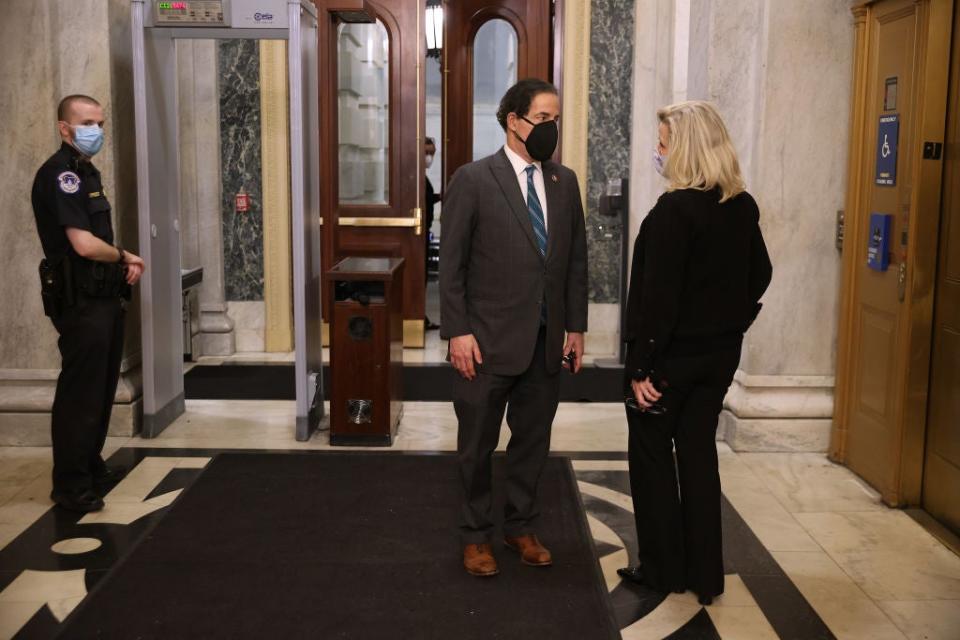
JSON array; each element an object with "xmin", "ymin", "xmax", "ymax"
[{"xmin": 1, "ymin": 400, "xmax": 959, "ymax": 639}]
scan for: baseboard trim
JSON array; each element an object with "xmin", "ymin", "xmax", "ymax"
[{"xmin": 142, "ymin": 393, "xmax": 186, "ymax": 439}]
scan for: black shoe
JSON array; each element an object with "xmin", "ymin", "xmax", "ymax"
[
  {"xmin": 697, "ymin": 594, "xmax": 714, "ymax": 606},
  {"xmin": 424, "ymin": 317, "xmax": 440, "ymax": 331},
  {"xmin": 617, "ymin": 566, "xmax": 686, "ymax": 594},
  {"xmin": 617, "ymin": 565, "xmax": 646, "ymax": 585},
  {"xmin": 92, "ymin": 465, "xmax": 127, "ymax": 495},
  {"xmin": 50, "ymin": 489, "xmax": 104, "ymax": 513}
]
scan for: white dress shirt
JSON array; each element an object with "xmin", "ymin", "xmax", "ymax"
[{"xmin": 503, "ymin": 144, "xmax": 548, "ymax": 232}]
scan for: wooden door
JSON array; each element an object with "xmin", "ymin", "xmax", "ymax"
[
  {"xmin": 442, "ymin": 0, "xmax": 552, "ymax": 184},
  {"xmin": 316, "ymin": 0, "xmax": 426, "ymax": 347},
  {"xmin": 831, "ymin": 0, "xmax": 954, "ymax": 504},
  {"xmin": 922, "ymin": 1, "xmax": 960, "ymax": 535}
]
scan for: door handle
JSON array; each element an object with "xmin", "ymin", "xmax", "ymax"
[{"xmin": 328, "ymin": 209, "xmax": 423, "ymax": 236}]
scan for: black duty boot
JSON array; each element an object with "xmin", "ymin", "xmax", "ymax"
[
  {"xmin": 50, "ymin": 488, "xmax": 105, "ymax": 513},
  {"xmin": 92, "ymin": 465, "xmax": 127, "ymax": 495}
]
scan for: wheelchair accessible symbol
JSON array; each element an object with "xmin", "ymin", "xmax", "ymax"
[{"xmin": 875, "ymin": 114, "xmax": 899, "ymax": 186}]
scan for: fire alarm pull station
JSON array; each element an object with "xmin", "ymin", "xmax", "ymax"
[{"xmin": 235, "ymin": 189, "xmax": 250, "ymax": 213}]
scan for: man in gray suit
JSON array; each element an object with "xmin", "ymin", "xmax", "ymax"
[{"xmin": 440, "ymin": 78, "xmax": 588, "ymax": 577}]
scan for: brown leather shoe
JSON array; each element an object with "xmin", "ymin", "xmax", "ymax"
[
  {"xmin": 463, "ymin": 543, "xmax": 499, "ymax": 577},
  {"xmin": 504, "ymin": 534, "xmax": 553, "ymax": 566}
]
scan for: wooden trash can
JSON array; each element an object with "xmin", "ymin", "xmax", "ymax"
[{"xmin": 325, "ymin": 257, "xmax": 404, "ymax": 445}]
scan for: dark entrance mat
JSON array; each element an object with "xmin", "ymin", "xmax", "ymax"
[
  {"xmin": 183, "ymin": 363, "xmax": 626, "ymax": 402},
  {"xmin": 58, "ymin": 453, "xmax": 619, "ymax": 639}
]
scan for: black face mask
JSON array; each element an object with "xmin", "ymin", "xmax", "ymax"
[{"xmin": 515, "ymin": 117, "xmax": 558, "ymax": 161}]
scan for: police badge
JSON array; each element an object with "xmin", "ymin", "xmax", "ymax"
[{"xmin": 57, "ymin": 171, "xmax": 81, "ymax": 194}]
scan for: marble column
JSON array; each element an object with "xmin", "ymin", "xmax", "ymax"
[
  {"xmin": 178, "ymin": 39, "xmax": 236, "ymax": 357},
  {"xmin": 721, "ymin": 0, "xmax": 851, "ymax": 452},
  {"xmin": 584, "ymin": 0, "xmax": 637, "ymax": 357},
  {"xmin": 628, "ymin": 0, "xmax": 854, "ymax": 451},
  {"xmin": 628, "ymin": 0, "xmax": 677, "ymax": 280},
  {"xmin": 0, "ymin": 0, "xmax": 143, "ymax": 444}
]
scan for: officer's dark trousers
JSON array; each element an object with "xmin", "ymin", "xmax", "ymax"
[
  {"xmin": 625, "ymin": 343, "xmax": 740, "ymax": 600},
  {"xmin": 51, "ymin": 297, "xmax": 125, "ymax": 493},
  {"xmin": 454, "ymin": 328, "xmax": 560, "ymax": 543}
]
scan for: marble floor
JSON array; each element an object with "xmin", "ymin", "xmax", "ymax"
[{"xmin": 1, "ymin": 401, "xmax": 959, "ymax": 639}]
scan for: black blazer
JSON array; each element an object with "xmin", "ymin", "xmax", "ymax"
[
  {"xmin": 439, "ymin": 148, "xmax": 588, "ymax": 376},
  {"xmin": 624, "ymin": 188, "xmax": 772, "ymax": 378}
]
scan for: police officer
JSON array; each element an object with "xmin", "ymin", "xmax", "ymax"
[{"xmin": 32, "ymin": 95, "xmax": 145, "ymax": 512}]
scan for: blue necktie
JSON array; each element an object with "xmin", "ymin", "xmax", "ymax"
[
  {"xmin": 525, "ymin": 165, "xmax": 547, "ymax": 257},
  {"xmin": 526, "ymin": 165, "xmax": 548, "ymax": 324}
]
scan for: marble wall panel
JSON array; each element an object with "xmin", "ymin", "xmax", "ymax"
[
  {"xmin": 0, "ymin": 1, "xmax": 59, "ymax": 370},
  {"xmin": 0, "ymin": 0, "xmax": 139, "ymax": 370},
  {"xmin": 683, "ymin": 0, "xmax": 852, "ymax": 376},
  {"xmin": 745, "ymin": 0, "xmax": 851, "ymax": 375},
  {"xmin": 628, "ymin": 0, "xmax": 677, "ymax": 276},
  {"xmin": 586, "ymin": 0, "xmax": 636, "ymax": 303},
  {"xmin": 0, "ymin": 0, "xmax": 142, "ymax": 437},
  {"xmin": 218, "ymin": 39, "xmax": 264, "ymax": 301}
]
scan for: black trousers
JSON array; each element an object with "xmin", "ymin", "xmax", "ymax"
[
  {"xmin": 50, "ymin": 296, "xmax": 125, "ymax": 493},
  {"xmin": 625, "ymin": 343, "xmax": 740, "ymax": 599},
  {"xmin": 454, "ymin": 328, "xmax": 560, "ymax": 543}
]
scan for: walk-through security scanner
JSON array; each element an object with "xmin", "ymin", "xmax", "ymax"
[{"xmin": 131, "ymin": 0, "xmax": 324, "ymax": 440}]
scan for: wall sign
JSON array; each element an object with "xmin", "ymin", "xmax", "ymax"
[
  {"xmin": 875, "ymin": 114, "xmax": 899, "ymax": 186},
  {"xmin": 884, "ymin": 77, "xmax": 898, "ymax": 111}
]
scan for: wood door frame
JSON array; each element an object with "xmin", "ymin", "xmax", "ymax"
[
  {"xmin": 316, "ymin": 0, "xmax": 426, "ymax": 343},
  {"xmin": 831, "ymin": 0, "xmax": 955, "ymax": 506},
  {"xmin": 922, "ymin": 0, "xmax": 960, "ymax": 533},
  {"xmin": 318, "ymin": 3, "xmax": 405, "ymax": 216},
  {"xmin": 552, "ymin": 0, "xmax": 564, "ymax": 158},
  {"xmin": 442, "ymin": 0, "xmax": 553, "ymax": 187}
]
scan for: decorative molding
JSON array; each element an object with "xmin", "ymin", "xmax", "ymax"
[
  {"xmin": 721, "ymin": 412, "xmax": 832, "ymax": 453},
  {"xmin": 831, "ymin": 2, "xmax": 872, "ymax": 462},
  {"xmin": 721, "ymin": 371, "xmax": 836, "ymax": 453},
  {"xmin": 0, "ymin": 366, "xmax": 143, "ymax": 444},
  {"xmin": 260, "ymin": 39, "xmax": 294, "ymax": 352},
  {"xmin": 725, "ymin": 371, "xmax": 835, "ymax": 419}
]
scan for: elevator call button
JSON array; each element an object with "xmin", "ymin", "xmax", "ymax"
[{"xmin": 155, "ymin": 0, "xmax": 226, "ymax": 25}]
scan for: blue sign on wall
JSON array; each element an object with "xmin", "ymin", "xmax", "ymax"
[
  {"xmin": 875, "ymin": 115, "xmax": 899, "ymax": 186},
  {"xmin": 867, "ymin": 213, "xmax": 892, "ymax": 271}
]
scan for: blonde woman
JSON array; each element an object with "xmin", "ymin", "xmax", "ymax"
[{"xmin": 617, "ymin": 101, "xmax": 771, "ymax": 605}]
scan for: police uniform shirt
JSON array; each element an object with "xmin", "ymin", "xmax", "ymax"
[{"xmin": 32, "ymin": 142, "xmax": 113, "ymax": 261}]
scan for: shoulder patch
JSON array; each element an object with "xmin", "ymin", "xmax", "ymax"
[{"xmin": 57, "ymin": 171, "xmax": 81, "ymax": 194}]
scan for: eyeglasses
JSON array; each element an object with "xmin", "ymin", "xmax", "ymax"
[{"xmin": 625, "ymin": 396, "xmax": 668, "ymax": 416}]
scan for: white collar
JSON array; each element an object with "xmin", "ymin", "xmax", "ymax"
[{"xmin": 503, "ymin": 144, "xmax": 541, "ymax": 177}]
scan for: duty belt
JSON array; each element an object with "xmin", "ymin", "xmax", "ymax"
[{"xmin": 72, "ymin": 256, "xmax": 131, "ymax": 299}]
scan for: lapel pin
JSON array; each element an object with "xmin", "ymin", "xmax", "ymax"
[{"xmin": 551, "ymin": 174, "xmax": 559, "ymax": 183}]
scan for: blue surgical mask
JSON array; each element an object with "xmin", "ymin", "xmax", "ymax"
[
  {"xmin": 653, "ymin": 149, "xmax": 667, "ymax": 176},
  {"xmin": 73, "ymin": 124, "xmax": 104, "ymax": 157}
]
